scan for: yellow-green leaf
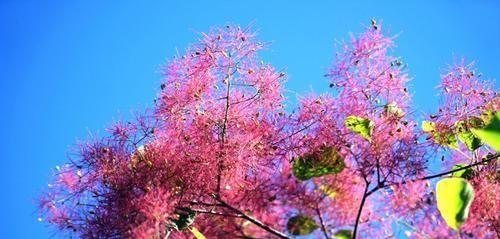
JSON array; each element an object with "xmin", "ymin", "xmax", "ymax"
[
  {"xmin": 455, "ymin": 120, "xmax": 482, "ymax": 151},
  {"xmin": 286, "ymin": 215, "xmax": 318, "ymax": 235},
  {"xmin": 480, "ymin": 110, "xmax": 496, "ymax": 125},
  {"xmin": 471, "ymin": 111, "xmax": 500, "ymax": 151},
  {"xmin": 422, "ymin": 121, "xmax": 458, "ymax": 149},
  {"xmin": 422, "ymin": 121, "xmax": 435, "ymax": 132},
  {"xmin": 318, "ymin": 185, "xmax": 337, "ymax": 198},
  {"xmin": 345, "ymin": 116, "xmax": 374, "ymax": 140},
  {"xmin": 436, "ymin": 178, "xmax": 474, "ymax": 230},
  {"xmin": 293, "ymin": 147, "xmax": 345, "ymax": 181},
  {"xmin": 190, "ymin": 227, "xmax": 206, "ymax": 239},
  {"xmin": 334, "ymin": 229, "xmax": 353, "ymax": 239},
  {"xmin": 384, "ymin": 102, "xmax": 404, "ymax": 117}
]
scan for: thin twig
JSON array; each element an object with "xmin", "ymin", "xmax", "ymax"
[{"xmin": 316, "ymin": 206, "xmax": 330, "ymax": 239}]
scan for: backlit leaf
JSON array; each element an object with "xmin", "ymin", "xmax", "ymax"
[
  {"xmin": 345, "ymin": 116, "xmax": 374, "ymax": 140},
  {"xmin": 471, "ymin": 111, "xmax": 500, "ymax": 151},
  {"xmin": 384, "ymin": 102, "xmax": 404, "ymax": 117},
  {"xmin": 422, "ymin": 121, "xmax": 458, "ymax": 149},
  {"xmin": 436, "ymin": 178, "xmax": 474, "ymax": 230},
  {"xmin": 318, "ymin": 185, "xmax": 337, "ymax": 198},
  {"xmin": 421, "ymin": 121, "xmax": 435, "ymax": 132},
  {"xmin": 190, "ymin": 227, "xmax": 206, "ymax": 239}
]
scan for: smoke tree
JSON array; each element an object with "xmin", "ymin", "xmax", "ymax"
[{"xmin": 39, "ymin": 21, "xmax": 499, "ymax": 239}]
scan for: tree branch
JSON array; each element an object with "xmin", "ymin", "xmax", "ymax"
[
  {"xmin": 217, "ymin": 66, "xmax": 232, "ymax": 196},
  {"xmin": 316, "ymin": 206, "xmax": 330, "ymax": 239},
  {"xmin": 215, "ymin": 198, "xmax": 292, "ymax": 239},
  {"xmin": 366, "ymin": 153, "xmax": 499, "ymax": 196},
  {"xmin": 353, "ymin": 182, "xmax": 370, "ymax": 239}
]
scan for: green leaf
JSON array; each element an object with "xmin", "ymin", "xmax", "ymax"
[
  {"xmin": 334, "ymin": 229, "xmax": 353, "ymax": 239},
  {"xmin": 451, "ymin": 164, "xmax": 474, "ymax": 180},
  {"xmin": 172, "ymin": 207, "xmax": 196, "ymax": 231},
  {"xmin": 436, "ymin": 178, "xmax": 475, "ymax": 230},
  {"xmin": 480, "ymin": 110, "xmax": 496, "ymax": 125},
  {"xmin": 292, "ymin": 147, "xmax": 345, "ymax": 181},
  {"xmin": 286, "ymin": 215, "xmax": 318, "ymax": 235},
  {"xmin": 422, "ymin": 121, "xmax": 458, "ymax": 149},
  {"xmin": 422, "ymin": 121, "xmax": 435, "ymax": 132},
  {"xmin": 345, "ymin": 116, "xmax": 374, "ymax": 140},
  {"xmin": 384, "ymin": 102, "xmax": 404, "ymax": 117},
  {"xmin": 190, "ymin": 227, "xmax": 206, "ymax": 239},
  {"xmin": 318, "ymin": 185, "xmax": 337, "ymax": 198},
  {"xmin": 471, "ymin": 111, "xmax": 500, "ymax": 151},
  {"xmin": 455, "ymin": 120, "xmax": 482, "ymax": 151}
]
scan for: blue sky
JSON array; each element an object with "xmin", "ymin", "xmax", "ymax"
[{"xmin": 1, "ymin": 1, "xmax": 499, "ymax": 238}]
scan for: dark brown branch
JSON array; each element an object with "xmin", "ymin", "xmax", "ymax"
[
  {"xmin": 366, "ymin": 153, "xmax": 499, "ymax": 196},
  {"xmin": 316, "ymin": 207, "xmax": 330, "ymax": 239},
  {"xmin": 353, "ymin": 182, "xmax": 370, "ymax": 239},
  {"xmin": 217, "ymin": 67, "xmax": 232, "ymax": 196},
  {"xmin": 215, "ymin": 198, "xmax": 292, "ymax": 239},
  {"xmin": 189, "ymin": 208, "xmax": 241, "ymax": 218}
]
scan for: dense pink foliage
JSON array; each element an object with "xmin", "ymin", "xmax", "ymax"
[{"xmin": 39, "ymin": 22, "xmax": 499, "ymax": 239}]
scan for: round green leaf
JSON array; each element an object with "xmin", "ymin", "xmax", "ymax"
[
  {"xmin": 292, "ymin": 147, "xmax": 345, "ymax": 181},
  {"xmin": 436, "ymin": 178, "xmax": 475, "ymax": 230},
  {"xmin": 286, "ymin": 215, "xmax": 318, "ymax": 235}
]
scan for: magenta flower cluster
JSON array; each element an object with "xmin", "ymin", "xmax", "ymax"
[{"xmin": 39, "ymin": 22, "xmax": 499, "ymax": 239}]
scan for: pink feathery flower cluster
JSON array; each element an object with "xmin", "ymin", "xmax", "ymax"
[{"xmin": 39, "ymin": 21, "xmax": 499, "ymax": 239}]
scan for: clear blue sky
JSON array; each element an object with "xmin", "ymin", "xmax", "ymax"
[{"xmin": 1, "ymin": 1, "xmax": 499, "ymax": 238}]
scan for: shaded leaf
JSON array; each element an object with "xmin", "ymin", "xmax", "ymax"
[
  {"xmin": 172, "ymin": 207, "xmax": 196, "ymax": 231},
  {"xmin": 455, "ymin": 119, "xmax": 482, "ymax": 151},
  {"xmin": 436, "ymin": 178, "xmax": 474, "ymax": 230},
  {"xmin": 345, "ymin": 116, "xmax": 374, "ymax": 140},
  {"xmin": 451, "ymin": 164, "xmax": 474, "ymax": 180},
  {"xmin": 471, "ymin": 111, "xmax": 500, "ymax": 151},
  {"xmin": 293, "ymin": 147, "xmax": 345, "ymax": 181},
  {"xmin": 286, "ymin": 215, "xmax": 318, "ymax": 235},
  {"xmin": 334, "ymin": 229, "xmax": 353, "ymax": 239}
]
